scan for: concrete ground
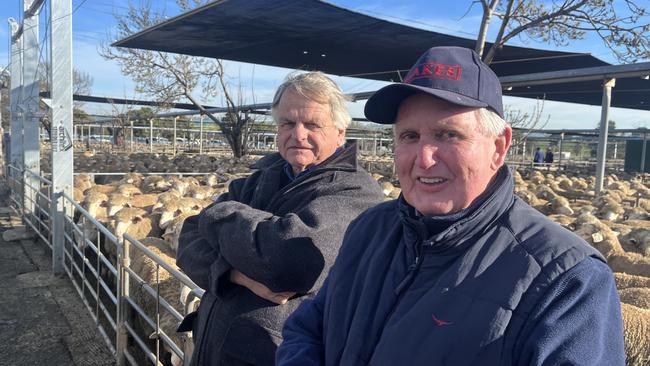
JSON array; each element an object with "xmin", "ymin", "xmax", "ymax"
[{"xmin": 0, "ymin": 182, "xmax": 115, "ymax": 366}]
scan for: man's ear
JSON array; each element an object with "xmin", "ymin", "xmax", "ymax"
[
  {"xmin": 337, "ymin": 128, "xmax": 347, "ymax": 146},
  {"xmin": 491, "ymin": 126, "xmax": 512, "ymax": 170}
]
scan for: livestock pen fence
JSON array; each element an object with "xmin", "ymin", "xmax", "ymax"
[{"xmin": 5, "ymin": 164, "xmax": 204, "ymax": 365}]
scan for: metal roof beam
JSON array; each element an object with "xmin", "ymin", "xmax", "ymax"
[{"xmin": 500, "ymin": 62, "xmax": 650, "ymax": 88}]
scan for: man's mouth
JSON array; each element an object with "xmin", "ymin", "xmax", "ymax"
[{"xmin": 418, "ymin": 177, "xmax": 447, "ymax": 185}]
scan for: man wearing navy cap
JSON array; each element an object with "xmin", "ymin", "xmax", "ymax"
[{"xmin": 277, "ymin": 47, "xmax": 625, "ymax": 365}]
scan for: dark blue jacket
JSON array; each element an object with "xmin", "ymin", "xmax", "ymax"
[{"xmin": 277, "ymin": 166, "xmax": 625, "ymax": 366}]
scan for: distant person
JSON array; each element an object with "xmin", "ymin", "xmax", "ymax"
[
  {"xmin": 533, "ymin": 147, "xmax": 544, "ymax": 165},
  {"xmin": 544, "ymin": 147, "xmax": 554, "ymax": 164},
  {"xmin": 176, "ymin": 72, "xmax": 384, "ymax": 365}
]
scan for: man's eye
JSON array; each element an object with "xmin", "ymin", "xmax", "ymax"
[
  {"xmin": 305, "ymin": 123, "xmax": 321, "ymax": 131},
  {"xmin": 399, "ymin": 132, "xmax": 418, "ymax": 142},
  {"xmin": 436, "ymin": 131, "xmax": 458, "ymax": 140},
  {"xmin": 280, "ymin": 121, "xmax": 295, "ymax": 129}
]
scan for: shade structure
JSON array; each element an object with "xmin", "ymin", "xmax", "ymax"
[{"xmin": 114, "ymin": 0, "xmax": 650, "ymax": 110}]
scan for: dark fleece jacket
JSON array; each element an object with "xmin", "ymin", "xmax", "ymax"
[{"xmin": 176, "ymin": 142, "xmax": 384, "ymax": 365}]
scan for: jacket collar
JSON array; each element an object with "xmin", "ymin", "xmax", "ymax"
[
  {"xmin": 399, "ymin": 165, "xmax": 514, "ymax": 252},
  {"xmin": 253, "ymin": 141, "xmax": 360, "ymax": 175}
]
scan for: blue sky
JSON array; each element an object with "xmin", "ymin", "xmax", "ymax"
[{"xmin": 1, "ymin": 0, "xmax": 649, "ymax": 129}]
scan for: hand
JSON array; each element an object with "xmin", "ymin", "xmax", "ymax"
[{"xmin": 229, "ymin": 269, "xmax": 296, "ymax": 305}]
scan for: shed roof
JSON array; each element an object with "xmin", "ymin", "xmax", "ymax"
[{"xmin": 114, "ymin": 0, "xmax": 650, "ymax": 111}]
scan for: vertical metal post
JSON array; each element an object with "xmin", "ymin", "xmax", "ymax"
[
  {"xmin": 641, "ymin": 132, "xmax": 647, "ymax": 174},
  {"xmin": 9, "ymin": 19, "xmax": 23, "ymax": 192},
  {"xmin": 22, "ymin": 0, "xmax": 41, "ymax": 215},
  {"xmin": 595, "ymin": 78, "xmax": 615, "ymax": 193},
  {"xmin": 173, "ymin": 116, "xmax": 177, "ymax": 156},
  {"xmin": 613, "ymin": 142, "xmax": 618, "ymax": 160},
  {"xmin": 49, "ymin": 0, "xmax": 73, "ymax": 275},
  {"xmin": 199, "ymin": 115, "xmax": 204, "ymax": 154},
  {"xmin": 558, "ymin": 133, "xmax": 564, "ymax": 170},
  {"xmin": 149, "ymin": 118, "xmax": 153, "ymax": 153},
  {"xmin": 116, "ymin": 237, "xmax": 130, "ymax": 366},
  {"xmin": 129, "ymin": 120, "xmax": 133, "ymax": 151}
]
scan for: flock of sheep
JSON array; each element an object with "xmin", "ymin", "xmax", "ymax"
[{"xmin": 36, "ymin": 150, "xmax": 650, "ymax": 365}]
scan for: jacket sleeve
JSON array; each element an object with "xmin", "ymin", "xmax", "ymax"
[
  {"xmin": 175, "ymin": 179, "xmax": 243, "ymax": 289},
  {"xmin": 201, "ymin": 183, "xmax": 380, "ymax": 294},
  {"xmin": 276, "ymin": 278, "xmax": 328, "ymax": 365},
  {"xmin": 514, "ymin": 257, "xmax": 626, "ymax": 366}
]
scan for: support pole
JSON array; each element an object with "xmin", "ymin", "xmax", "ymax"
[
  {"xmin": 9, "ymin": 19, "xmax": 23, "ymax": 198},
  {"xmin": 129, "ymin": 120, "xmax": 133, "ymax": 152},
  {"xmin": 22, "ymin": 0, "xmax": 41, "ymax": 215},
  {"xmin": 149, "ymin": 118, "xmax": 153, "ymax": 153},
  {"xmin": 173, "ymin": 116, "xmax": 177, "ymax": 156},
  {"xmin": 595, "ymin": 78, "xmax": 615, "ymax": 193},
  {"xmin": 558, "ymin": 133, "xmax": 564, "ymax": 170},
  {"xmin": 199, "ymin": 115, "xmax": 204, "ymax": 154},
  {"xmin": 641, "ymin": 132, "xmax": 647, "ymax": 174},
  {"xmin": 49, "ymin": 0, "xmax": 73, "ymax": 275}
]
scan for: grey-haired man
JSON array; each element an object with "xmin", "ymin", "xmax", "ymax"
[{"xmin": 278, "ymin": 47, "xmax": 625, "ymax": 366}]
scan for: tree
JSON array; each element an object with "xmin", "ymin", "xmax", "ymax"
[
  {"xmin": 473, "ymin": 0, "xmax": 649, "ymax": 64},
  {"xmin": 505, "ymin": 97, "xmax": 550, "ymax": 149},
  {"xmin": 99, "ymin": 0, "xmax": 257, "ymax": 158},
  {"xmin": 595, "ymin": 119, "xmax": 617, "ymax": 130}
]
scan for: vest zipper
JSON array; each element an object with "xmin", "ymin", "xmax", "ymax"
[{"xmin": 365, "ymin": 239, "xmax": 429, "ymax": 363}]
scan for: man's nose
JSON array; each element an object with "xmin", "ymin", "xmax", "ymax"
[
  {"xmin": 416, "ymin": 143, "xmax": 437, "ymax": 169},
  {"xmin": 292, "ymin": 123, "xmax": 308, "ymax": 140}
]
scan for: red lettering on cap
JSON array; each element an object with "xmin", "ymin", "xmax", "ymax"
[{"xmin": 405, "ymin": 62, "xmax": 461, "ymax": 83}]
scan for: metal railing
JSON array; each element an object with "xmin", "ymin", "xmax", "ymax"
[{"xmin": 5, "ymin": 165, "xmax": 204, "ymax": 365}]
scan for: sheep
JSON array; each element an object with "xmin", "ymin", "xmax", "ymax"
[
  {"xmin": 154, "ymin": 197, "xmax": 207, "ymax": 231},
  {"xmin": 187, "ymin": 185, "xmax": 216, "ymax": 200},
  {"xmin": 573, "ymin": 214, "xmax": 624, "ymax": 258},
  {"xmin": 625, "ymin": 207, "xmax": 649, "ymax": 221},
  {"xmin": 115, "ymin": 183, "xmax": 142, "ymax": 197},
  {"xmin": 623, "ymin": 228, "xmax": 650, "ymax": 257},
  {"xmin": 547, "ymin": 214, "xmax": 574, "ymax": 229},
  {"xmin": 619, "ymin": 288, "xmax": 650, "ymax": 310},
  {"xmin": 162, "ymin": 212, "xmax": 199, "ymax": 252},
  {"xmin": 598, "ymin": 201, "xmax": 625, "ymax": 222},
  {"xmin": 85, "ymin": 183, "xmax": 118, "ymax": 196},
  {"xmin": 106, "ymin": 193, "xmax": 159, "ymax": 216},
  {"xmin": 73, "ymin": 173, "xmax": 93, "ymax": 192},
  {"xmin": 129, "ymin": 237, "xmax": 188, "ymax": 366},
  {"xmin": 109, "ymin": 207, "xmax": 161, "ymax": 243},
  {"xmin": 117, "ymin": 172, "xmax": 144, "ymax": 187},
  {"xmin": 516, "ymin": 190, "xmax": 545, "ymax": 206},
  {"xmin": 614, "ymin": 272, "xmax": 650, "ymax": 290},
  {"xmin": 621, "ymin": 303, "xmax": 650, "ymax": 366},
  {"xmin": 547, "ymin": 196, "xmax": 574, "ymax": 215},
  {"xmin": 608, "ymin": 252, "xmax": 650, "ymax": 278},
  {"xmin": 142, "ymin": 176, "xmax": 173, "ymax": 193},
  {"xmin": 380, "ymin": 181, "xmax": 395, "ymax": 197},
  {"xmin": 82, "ymin": 191, "xmax": 109, "ymax": 219}
]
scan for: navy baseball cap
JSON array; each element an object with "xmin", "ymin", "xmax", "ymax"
[{"xmin": 364, "ymin": 46, "xmax": 504, "ymax": 124}]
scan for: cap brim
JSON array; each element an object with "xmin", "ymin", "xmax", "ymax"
[{"xmin": 364, "ymin": 83, "xmax": 489, "ymax": 124}]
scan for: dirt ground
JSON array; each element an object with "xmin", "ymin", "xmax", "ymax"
[{"xmin": 0, "ymin": 181, "xmax": 115, "ymax": 366}]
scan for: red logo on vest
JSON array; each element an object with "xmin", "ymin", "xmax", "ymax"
[
  {"xmin": 431, "ymin": 314, "xmax": 453, "ymax": 327},
  {"xmin": 405, "ymin": 62, "xmax": 461, "ymax": 83}
]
